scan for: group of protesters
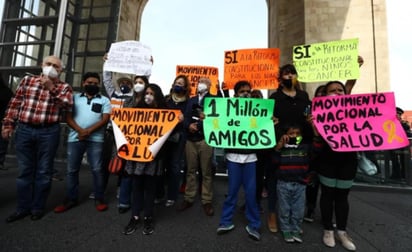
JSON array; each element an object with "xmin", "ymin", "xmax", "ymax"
[{"xmin": 1, "ymin": 53, "xmax": 374, "ymax": 251}]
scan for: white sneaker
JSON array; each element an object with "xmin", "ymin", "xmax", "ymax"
[
  {"xmin": 323, "ymin": 230, "xmax": 335, "ymax": 247},
  {"xmin": 165, "ymin": 200, "xmax": 175, "ymax": 207},
  {"xmin": 337, "ymin": 231, "xmax": 356, "ymax": 251},
  {"xmin": 89, "ymin": 192, "xmax": 95, "ymax": 199}
]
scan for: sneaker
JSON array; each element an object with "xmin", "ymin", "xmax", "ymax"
[
  {"xmin": 283, "ymin": 231, "xmax": 294, "ymax": 243},
  {"xmin": 178, "ymin": 200, "xmax": 193, "ymax": 211},
  {"xmin": 54, "ymin": 200, "xmax": 78, "ymax": 213},
  {"xmin": 304, "ymin": 209, "xmax": 314, "ymax": 223},
  {"xmin": 202, "ymin": 203, "xmax": 214, "ymax": 216},
  {"xmin": 123, "ymin": 216, "xmax": 139, "ymax": 235},
  {"xmin": 118, "ymin": 206, "xmax": 130, "ymax": 214},
  {"xmin": 88, "ymin": 192, "xmax": 95, "ymax": 199},
  {"xmin": 292, "ymin": 231, "xmax": 303, "ymax": 243},
  {"xmin": 216, "ymin": 224, "xmax": 235, "ymax": 235},
  {"xmin": 261, "ymin": 188, "xmax": 268, "ymax": 198},
  {"xmin": 165, "ymin": 200, "xmax": 175, "ymax": 207},
  {"xmin": 267, "ymin": 213, "xmax": 278, "ymax": 233},
  {"xmin": 95, "ymin": 200, "xmax": 108, "ymax": 212},
  {"xmin": 142, "ymin": 217, "xmax": 154, "ymax": 235},
  {"xmin": 336, "ymin": 231, "xmax": 356, "ymax": 251},
  {"xmin": 323, "ymin": 230, "xmax": 336, "ymax": 248},
  {"xmin": 245, "ymin": 225, "xmax": 261, "ymax": 241},
  {"xmin": 154, "ymin": 198, "xmax": 164, "ymax": 204},
  {"xmin": 179, "ymin": 183, "xmax": 186, "ymax": 193}
]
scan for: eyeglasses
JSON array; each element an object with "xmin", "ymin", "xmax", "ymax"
[{"xmin": 85, "ymin": 82, "xmax": 99, "ymax": 85}]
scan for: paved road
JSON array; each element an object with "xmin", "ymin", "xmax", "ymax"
[{"xmin": 1, "ymin": 156, "xmax": 412, "ymax": 252}]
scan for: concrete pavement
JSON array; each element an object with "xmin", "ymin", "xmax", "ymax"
[{"xmin": 0, "ymin": 156, "xmax": 412, "ymax": 252}]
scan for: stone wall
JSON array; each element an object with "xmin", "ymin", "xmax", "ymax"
[
  {"xmin": 117, "ymin": 0, "xmax": 149, "ymax": 41},
  {"xmin": 267, "ymin": 0, "xmax": 389, "ymax": 97}
]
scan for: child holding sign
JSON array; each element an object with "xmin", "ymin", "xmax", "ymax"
[
  {"xmin": 216, "ymin": 81, "xmax": 261, "ymax": 241},
  {"xmin": 272, "ymin": 122, "xmax": 319, "ymax": 243}
]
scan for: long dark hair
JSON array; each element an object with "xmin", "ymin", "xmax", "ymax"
[{"xmin": 136, "ymin": 83, "xmax": 165, "ymax": 108}]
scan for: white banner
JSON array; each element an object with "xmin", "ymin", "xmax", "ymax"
[{"xmin": 104, "ymin": 40, "xmax": 152, "ymax": 76}]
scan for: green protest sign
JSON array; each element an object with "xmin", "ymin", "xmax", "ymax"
[
  {"xmin": 203, "ymin": 97, "xmax": 276, "ymax": 149},
  {"xmin": 293, "ymin": 38, "xmax": 359, "ymax": 82}
]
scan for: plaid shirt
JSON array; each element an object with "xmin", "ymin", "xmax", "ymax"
[{"xmin": 2, "ymin": 75, "xmax": 73, "ymax": 130}]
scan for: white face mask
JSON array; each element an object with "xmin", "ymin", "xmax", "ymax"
[
  {"xmin": 42, "ymin": 65, "xmax": 59, "ymax": 78},
  {"xmin": 134, "ymin": 83, "xmax": 145, "ymax": 93},
  {"xmin": 197, "ymin": 83, "xmax": 208, "ymax": 94},
  {"xmin": 144, "ymin": 94, "xmax": 154, "ymax": 105}
]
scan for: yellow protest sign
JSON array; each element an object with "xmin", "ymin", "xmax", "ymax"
[
  {"xmin": 293, "ymin": 38, "xmax": 359, "ymax": 82},
  {"xmin": 176, "ymin": 65, "xmax": 219, "ymax": 97},
  {"xmin": 223, "ymin": 48, "xmax": 280, "ymax": 90},
  {"xmin": 111, "ymin": 108, "xmax": 181, "ymax": 162}
]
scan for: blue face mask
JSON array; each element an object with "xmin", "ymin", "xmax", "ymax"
[
  {"xmin": 173, "ymin": 85, "xmax": 186, "ymax": 94},
  {"xmin": 120, "ymin": 85, "xmax": 131, "ymax": 94}
]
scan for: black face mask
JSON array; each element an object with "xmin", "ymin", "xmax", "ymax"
[
  {"xmin": 84, "ymin": 85, "xmax": 100, "ymax": 96},
  {"xmin": 283, "ymin": 79, "xmax": 293, "ymax": 89},
  {"xmin": 120, "ymin": 85, "xmax": 131, "ymax": 94}
]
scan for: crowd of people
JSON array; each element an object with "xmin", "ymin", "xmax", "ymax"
[{"xmin": 1, "ymin": 53, "xmax": 408, "ymax": 251}]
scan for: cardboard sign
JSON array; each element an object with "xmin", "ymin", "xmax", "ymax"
[
  {"xmin": 104, "ymin": 40, "xmax": 152, "ymax": 76},
  {"xmin": 293, "ymin": 38, "xmax": 359, "ymax": 82},
  {"xmin": 203, "ymin": 97, "xmax": 276, "ymax": 149},
  {"xmin": 176, "ymin": 65, "xmax": 219, "ymax": 96},
  {"xmin": 223, "ymin": 48, "xmax": 280, "ymax": 90},
  {"xmin": 111, "ymin": 108, "xmax": 181, "ymax": 162},
  {"xmin": 312, "ymin": 92, "xmax": 409, "ymax": 151}
]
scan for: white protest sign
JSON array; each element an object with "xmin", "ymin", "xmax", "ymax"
[{"xmin": 104, "ymin": 40, "xmax": 152, "ymax": 76}]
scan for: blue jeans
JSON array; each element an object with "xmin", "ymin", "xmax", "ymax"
[
  {"xmin": 118, "ymin": 175, "xmax": 132, "ymax": 208},
  {"xmin": 219, "ymin": 160, "xmax": 261, "ymax": 229},
  {"xmin": 15, "ymin": 123, "xmax": 60, "ymax": 214},
  {"xmin": 0, "ymin": 124, "xmax": 8, "ymax": 165},
  {"xmin": 277, "ymin": 180, "xmax": 306, "ymax": 233},
  {"xmin": 66, "ymin": 141, "xmax": 104, "ymax": 201}
]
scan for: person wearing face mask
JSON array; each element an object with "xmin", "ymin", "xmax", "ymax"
[
  {"xmin": 101, "ymin": 53, "xmax": 150, "ymax": 213},
  {"xmin": 178, "ymin": 77, "xmax": 215, "ymax": 217},
  {"xmin": 54, "ymin": 72, "xmax": 111, "ymax": 214},
  {"xmin": 2, "ymin": 55, "xmax": 73, "ymax": 222},
  {"xmin": 313, "ymin": 81, "xmax": 358, "ymax": 251},
  {"xmin": 266, "ymin": 64, "xmax": 312, "ymax": 233},
  {"xmin": 216, "ymin": 80, "xmax": 262, "ymax": 241},
  {"xmin": 114, "ymin": 75, "xmax": 150, "ymax": 214},
  {"xmin": 157, "ymin": 75, "xmax": 190, "ymax": 208},
  {"xmin": 122, "ymin": 83, "xmax": 166, "ymax": 236}
]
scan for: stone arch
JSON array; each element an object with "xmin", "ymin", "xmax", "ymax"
[{"xmin": 118, "ymin": 0, "xmax": 389, "ymax": 95}]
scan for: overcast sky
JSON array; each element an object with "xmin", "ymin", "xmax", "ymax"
[
  {"xmin": 0, "ymin": 1, "xmax": 410, "ymax": 109},
  {"xmin": 140, "ymin": 0, "xmax": 412, "ymax": 110}
]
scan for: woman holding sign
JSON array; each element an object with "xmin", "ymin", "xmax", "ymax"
[
  {"xmin": 123, "ymin": 83, "xmax": 166, "ymax": 236},
  {"xmin": 314, "ymin": 81, "xmax": 357, "ymax": 251}
]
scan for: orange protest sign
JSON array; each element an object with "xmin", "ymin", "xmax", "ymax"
[
  {"xmin": 223, "ymin": 48, "xmax": 280, "ymax": 90},
  {"xmin": 111, "ymin": 108, "xmax": 181, "ymax": 162},
  {"xmin": 176, "ymin": 65, "xmax": 219, "ymax": 97}
]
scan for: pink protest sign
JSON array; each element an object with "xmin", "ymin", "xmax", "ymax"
[{"xmin": 312, "ymin": 92, "xmax": 409, "ymax": 151}]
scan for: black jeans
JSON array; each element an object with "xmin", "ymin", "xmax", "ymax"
[
  {"xmin": 320, "ymin": 184, "xmax": 350, "ymax": 230},
  {"xmin": 132, "ymin": 175, "xmax": 156, "ymax": 218}
]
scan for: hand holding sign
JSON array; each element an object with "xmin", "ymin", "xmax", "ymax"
[
  {"xmin": 312, "ymin": 92, "xmax": 409, "ymax": 151},
  {"xmin": 104, "ymin": 40, "xmax": 152, "ymax": 76},
  {"xmin": 203, "ymin": 97, "xmax": 276, "ymax": 149}
]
